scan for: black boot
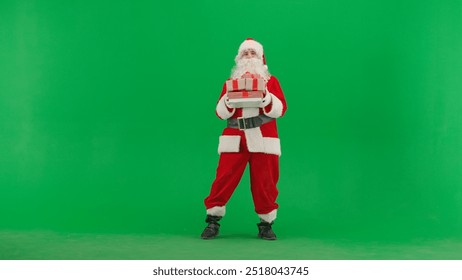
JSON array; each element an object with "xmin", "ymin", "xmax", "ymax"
[
  {"xmin": 200, "ymin": 215, "xmax": 221, "ymax": 239},
  {"xmin": 257, "ymin": 220, "xmax": 277, "ymax": 240}
]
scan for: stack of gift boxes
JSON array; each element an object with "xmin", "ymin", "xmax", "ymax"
[{"xmin": 226, "ymin": 72, "xmax": 266, "ymax": 108}]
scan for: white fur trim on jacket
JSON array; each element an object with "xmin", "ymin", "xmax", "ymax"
[
  {"xmin": 218, "ymin": 135, "xmax": 240, "ymax": 154},
  {"xmin": 245, "ymin": 127, "xmax": 265, "ymax": 153},
  {"xmin": 206, "ymin": 206, "xmax": 226, "ymax": 217},
  {"xmin": 263, "ymin": 92, "xmax": 283, "ymax": 118},
  {"xmin": 263, "ymin": 137, "xmax": 281, "ymax": 156},
  {"xmin": 241, "ymin": 108, "xmax": 281, "ymax": 156},
  {"xmin": 242, "ymin": 107, "xmax": 259, "ymax": 118},
  {"xmin": 217, "ymin": 108, "xmax": 281, "ymax": 156},
  {"xmin": 216, "ymin": 94, "xmax": 235, "ymax": 119},
  {"xmin": 244, "ymin": 129, "xmax": 281, "ymax": 156},
  {"xmin": 258, "ymin": 209, "xmax": 277, "ymax": 223}
]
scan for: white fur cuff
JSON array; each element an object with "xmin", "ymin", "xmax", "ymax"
[
  {"xmin": 207, "ymin": 206, "xmax": 226, "ymax": 217},
  {"xmin": 258, "ymin": 209, "xmax": 277, "ymax": 223},
  {"xmin": 216, "ymin": 95, "xmax": 235, "ymax": 119},
  {"xmin": 259, "ymin": 91, "xmax": 272, "ymax": 108},
  {"xmin": 264, "ymin": 93, "xmax": 283, "ymax": 118}
]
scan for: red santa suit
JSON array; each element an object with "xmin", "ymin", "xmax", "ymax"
[{"xmin": 204, "ymin": 73, "xmax": 287, "ymax": 223}]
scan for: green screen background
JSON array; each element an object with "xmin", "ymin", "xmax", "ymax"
[{"xmin": 1, "ymin": 0, "xmax": 462, "ymax": 243}]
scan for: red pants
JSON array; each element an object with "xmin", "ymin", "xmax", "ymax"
[{"xmin": 204, "ymin": 146, "xmax": 279, "ymax": 215}]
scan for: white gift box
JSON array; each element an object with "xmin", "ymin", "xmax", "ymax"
[
  {"xmin": 244, "ymin": 78, "xmax": 265, "ymax": 91},
  {"xmin": 227, "ymin": 90, "xmax": 264, "ymax": 108},
  {"xmin": 226, "ymin": 78, "xmax": 266, "ymax": 92},
  {"xmin": 226, "ymin": 79, "xmax": 246, "ymax": 92}
]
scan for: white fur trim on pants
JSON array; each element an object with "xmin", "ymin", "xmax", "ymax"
[
  {"xmin": 258, "ymin": 209, "xmax": 277, "ymax": 223},
  {"xmin": 206, "ymin": 206, "xmax": 226, "ymax": 217}
]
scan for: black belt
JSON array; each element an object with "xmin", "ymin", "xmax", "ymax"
[{"xmin": 227, "ymin": 115, "xmax": 274, "ymax": 130}]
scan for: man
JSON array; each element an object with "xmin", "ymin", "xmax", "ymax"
[{"xmin": 201, "ymin": 38, "xmax": 287, "ymax": 240}]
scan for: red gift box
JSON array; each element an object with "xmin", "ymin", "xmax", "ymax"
[
  {"xmin": 228, "ymin": 90, "xmax": 264, "ymax": 99},
  {"xmin": 227, "ymin": 90, "xmax": 264, "ymax": 108}
]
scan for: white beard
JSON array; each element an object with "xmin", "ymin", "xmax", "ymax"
[{"xmin": 230, "ymin": 57, "xmax": 270, "ymax": 80}]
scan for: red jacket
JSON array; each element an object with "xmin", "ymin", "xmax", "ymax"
[{"xmin": 215, "ymin": 76, "xmax": 287, "ymax": 156}]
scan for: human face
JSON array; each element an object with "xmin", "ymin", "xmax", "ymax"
[{"xmin": 241, "ymin": 49, "xmax": 257, "ymax": 59}]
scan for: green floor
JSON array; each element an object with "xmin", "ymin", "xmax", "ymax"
[{"xmin": 1, "ymin": 230, "xmax": 462, "ymax": 260}]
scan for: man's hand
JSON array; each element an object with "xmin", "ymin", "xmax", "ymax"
[
  {"xmin": 224, "ymin": 93, "xmax": 235, "ymax": 108},
  {"xmin": 259, "ymin": 88, "xmax": 272, "ymax": 107}
]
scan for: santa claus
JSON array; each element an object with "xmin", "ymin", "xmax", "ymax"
[{"xmin": 201, "ymin": 38, "xmax": 287, "ymax": 240}]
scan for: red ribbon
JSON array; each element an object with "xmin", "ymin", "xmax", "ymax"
[
  {"xmin": 232, "ymin": 79, "xmax": 238, "ymax": 90},
  {"xmin": 252, "ymin": 79, "xmax": 258, "ymax": 90}
]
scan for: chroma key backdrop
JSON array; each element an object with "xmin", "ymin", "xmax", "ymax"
[{"xmin": 1, "ymin": 0, "xmax": 462, "ymax": 259}]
